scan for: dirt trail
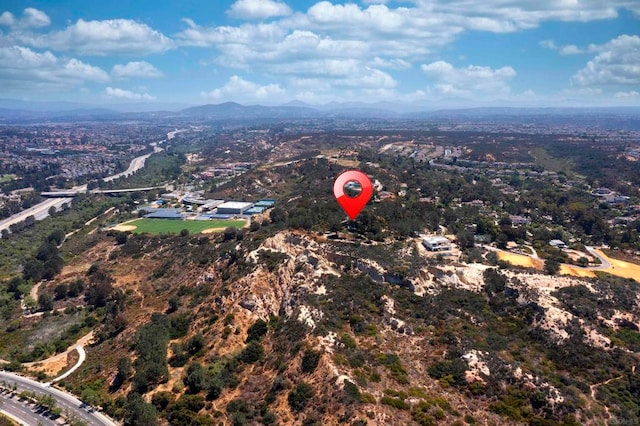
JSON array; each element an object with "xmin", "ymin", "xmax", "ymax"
[
  {"xmin": 590, "ymin": 375, "xmax": 624, "ymax": 420},
  {"xmin": 23, "ymin": 331, "xmax": 94, "ymax": 369}
]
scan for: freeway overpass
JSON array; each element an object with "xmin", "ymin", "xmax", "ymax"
[{"xmin": 41, "ymin": 186, "xmax": 166, "ymax": 198}]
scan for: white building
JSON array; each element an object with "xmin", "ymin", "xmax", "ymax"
[
  {"xmin": 216, "ymin": 201, "xmax": 254, "ymax": 215},
  {"xmin": 422, "ymin": 236, "xmax": 451, "ymax": 251},
  {"xmin": 549, "ymin": 239, "xmax": 567, "ymax": 249}
]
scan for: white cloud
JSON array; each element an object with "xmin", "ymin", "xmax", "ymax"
[
  {"xmin": 421, "ymin": 61, "xmax": 516, "ymax": 97},
  {"xmin": 16, "ymin": 19, "xmax": 173, "ymax": 55},
  {"xmin": 112, "ymin": 61, "xmax": 163, "ymax": 78},
  {"xmin": 540, "ymin": 39, "xmax": 584, "ymax": 55},
  {"xmin": 558, "ymin": 44, "xmax": 583, "ymax": 55},
  {"xmin": 0, "ymin": 45, "xmax": 109, "ymax": 92},
  {"xmin": 572, "ymin": 35, "xmax": 640, "ymax": 86},
  {"xmin": 227, "ymin": 0, "xmax": 292, "ymax": 20},
  {"xmin": 0, "ymin": 8, "xmax": 50, "ymax": 28},
  {"xmin": 0, "ymin": 11, "xmax": 15, "ymax": 26},
  {"xmin": 614, "ymin": 90, "xmax": 639, "ymax": 98},
  {"xmin": 104, "ymin": 86, "xmax": 155, "ymax": 100},
  {"xmin": 539, "ymin": 39, "xmax": 557, "ymax": 49},
  {"xmin": 201, "ymin": 75, "xmax": 285, "ymax": 102},
  {"xmin": 369, "ymin": 57, "xmax": 411, "ymax": 70}
]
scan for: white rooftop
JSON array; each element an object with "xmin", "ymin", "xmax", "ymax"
[
  {"xmin": 423, "ymin": 236, "xmax": 450, "ymax": 243},
  {"xmin": 218, "ymin": 201, "xmax": 253, "ymax": 209}
]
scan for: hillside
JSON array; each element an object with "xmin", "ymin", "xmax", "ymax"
[{"xmin": 10, "ymin": 218, "xmax": 634, "ymax": 426}]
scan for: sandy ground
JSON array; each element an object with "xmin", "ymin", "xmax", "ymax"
[
  {"xmin": 497, "ymin": 251, "xmax": 544, "ymax": 269},
  {"xmin": 559, "ymin": 264, "xmax": 596, "ymax": 278},
  {"xmin": 498, "ymin": 248, "xmax": 639, "ymax": 280},
  {"xmin": 111, "ymin": 224, "xmax": 137, "ymax": 232},
  {"xmin": 23, "ymin": 331, "xmax": 94, "ymax": 377},
  {"xmin": 201, "ymin": 227, "xmax": 227, "ymax": 234},
  {"xmin": 595, "ymin": 249, "xmax": 640, "ymax": 280}
]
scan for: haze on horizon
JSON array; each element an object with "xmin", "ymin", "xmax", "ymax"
[{"xmin": 0, "ymin": 0, "xmax": 638, "ymax": 109}]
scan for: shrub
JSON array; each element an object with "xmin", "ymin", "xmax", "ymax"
[
  {"xmin": 238, "ymin": 341, "xmax": 264, "ymax": 364},
  {"xmin": 301, "ymin": 350, "xmax": 321, "ymax": 373},
  {"xmin": 246, "ymin": 319, "xmax": 268, "ymax": 342},
  {"xmin": 288, "ymin": 382, "xmax": 314, "ymax": 412}
]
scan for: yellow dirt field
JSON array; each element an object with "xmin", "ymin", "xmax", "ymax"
[
  {"xmin": 497, "ymin": 249, "xmax": 639, "ymax": 280},
  {"xmin": 497, "ymin": 252, "xmax": 543, "ymax": 269},
  {"xmin": 596, "ymin": 249, "xmax": 640, "ymax": 281},
  {"xmin": 559, "ymin": 264, "xmax": 596, "ymax": 278}
]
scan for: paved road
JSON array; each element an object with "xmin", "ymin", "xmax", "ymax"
[
  {"xmin": 0, "ymin": 392, "xmax": 58, "ymax": 426},
  {"xmin": 585, "ymin": 246, "xmax": 612, "ymax": 270},
  {"xmin": 50, "ymin": 346, "xmax": 86, "ymax": 384},
  {"xmin": 0, "ymin": 197, "xmax": 73, "ymax": 235},
  {"xmin": 0, "ymin": 371, "xmax": 117, "ymax": 426}
]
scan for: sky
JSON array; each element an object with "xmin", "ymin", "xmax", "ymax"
[{"xmin": 0, "ymin": 0, "xmax": 638, "ymax": 108}]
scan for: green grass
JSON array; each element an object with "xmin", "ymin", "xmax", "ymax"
[
  {"xmin": 529, "ymin": 147, "xmax": 574, "ymax": 174},
  {"xmin": 0, "ymin": 174, "xmax": 16, "ymax": 183},
  {"xmin": 124, "ymin": 218, "xmax": 246, "ymax": 235}
]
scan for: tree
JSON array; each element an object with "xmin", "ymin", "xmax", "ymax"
[
  {"xmin": 124, "ymin": 393, "xmax": 158, "ymax": 426},
  {"xmin": 23, "ymin": 259, "xmax": 43, "ymax": 282},
  {"xmin": 186, "ymin": 333, "xmax": 205, "ymax": 355},
  {"xmin": 184, "ymin": 362, "xmax": 205, "ymax": 394},
  {"xmin": 54, "ymin": 284, "xmax": 68, "ymax": 300},
  {"xmin": 24, "ymin": 215, "xmax": 36, "ymax": 227},
  {"xmin": 456, "ymin": 230, "xmax": 475, "ymax": 250},
  {"xmin": 545, "ymin": 259, "xmax": 560, "ymax": 275},
  {"xmin": 38, "ymin": 293, "xmax": 53, "ymax": 311},
  {"xmin": 238, "ymin": 341, "xmax": 264, "ymax": 364},
  {"xmin": 117, "ymin": 357, "xmax": 132, "ymax": 382},
  {"xmin": 246, "ymin": 320, "xmax": 268, "ymax": 342},
  {"xmin": 47, "ymin": 229, "xmax": 65, "ymax": 246},
  {"xmin": 301, "ymin": 350, "xmax": 321, "ymax": 373},
  {"xmin": 114, "ymin": 232, "xmax": 128, "ymax": 245},
  {"xmin": 269, "ymin": 206, "xmax": 286, "ymax": 224},
  {"xmin": 223, "ymin": 227, "xmax": 237, "ymax": 242},
  {"xmin": 288, "ymin": 382, "xmax": 314, "ymax": 412},
  {"xmin": 168, "ymin": 295, "xmax": 180, "ymax": 313},
  {"xmin": 67, "ymin": 279, "xmax": 84, "ymax": 297}
]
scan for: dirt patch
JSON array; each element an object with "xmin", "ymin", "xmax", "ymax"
[
  {"xmin": 201, "ymin": 227, "xmax": 225, "ymax": 234},
  {"xmin": 26, "ymin": 348, "xmax": 79, "ymax": 377},
  {"xmin": 596, "ymin": 249, "xmax": 640, "ymax": 281},
  {"xmin": 498, "ymin": 252, "xmax": 543, "ymax": 269},
  {"xmin": 559, "ymin": 264, "xmax": 596, "ymax": 278},
  {"xmin": 112, "ymin": 224, "xmax": 137, "ymax": 232}
]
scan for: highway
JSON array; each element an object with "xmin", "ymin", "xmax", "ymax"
[
  {"xmin": 0, "ymin": 140, "xmax": 165, "ymax": 238},
  {"xmin": 0, "ymin": 371, "xmax": 117, "ymax": 426},
  {"xmin": 0, "ymin": 197, "xmax": 73, "ymax": 235},
  {"xmin": 0, "ymin": 392, "xmax": 58, "ymax": 426}
]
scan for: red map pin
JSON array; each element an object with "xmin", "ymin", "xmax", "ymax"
[{"xmin": 333, "ymin": 170, "xmax": 373, "ymax": 220}]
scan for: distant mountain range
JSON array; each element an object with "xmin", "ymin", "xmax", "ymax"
[{"xmin": 0, "ymin": 98, "xmax": 638, "ymax": 129}]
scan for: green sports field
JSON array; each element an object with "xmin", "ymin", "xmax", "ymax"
[{"xmin": 122, "ymin": 218, "xmax": 246, "ymax": 235}]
